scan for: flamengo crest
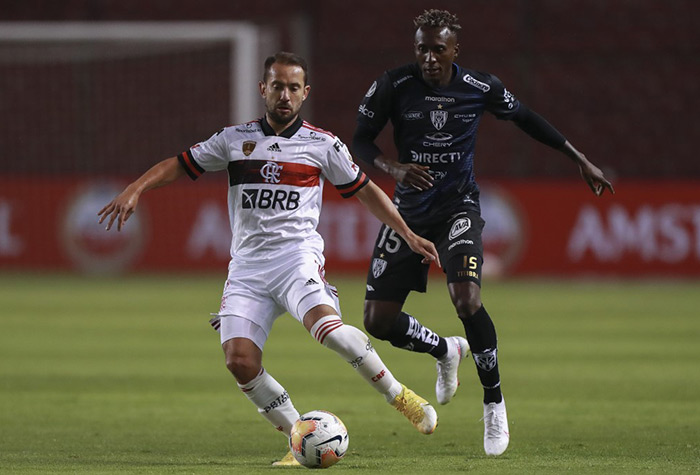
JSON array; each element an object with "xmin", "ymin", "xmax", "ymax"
[{"xmin": 260, "ymin": 161, "xmax": 283, "ymax": 184}]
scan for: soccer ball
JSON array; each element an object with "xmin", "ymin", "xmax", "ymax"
[{"xmin": 289, "ymin": 410, "xmax": 349, "ymax": 468}]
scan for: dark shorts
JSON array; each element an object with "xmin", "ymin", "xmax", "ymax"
[{"xmin": 365, "ymin": 208, "xmax": 485, "ymax": 303}]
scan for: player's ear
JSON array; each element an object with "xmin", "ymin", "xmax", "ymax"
[
  {"xmin": 302, "ymin": 84, "xmax": 311, "ymax": 101},
  {"xmin": 454, "ymin": 43, "xmax": 460, "ymax": 57},
  {"xmin": 259, "ymin": 81, "xmax": 266, "ymax": 97}
]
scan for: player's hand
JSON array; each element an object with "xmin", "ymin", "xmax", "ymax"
[
  {"xmin": 97, "ymin": 187, "xmax": 140, "ymax": 232},
  {"xmin": 388, "ymin": 162, "xmax": 433, "ymax": 191},
  {"xmin": 578, "ymin": 155, "xmax": 615, "ymax": 196},
  {"xmin": 405, "ymin": 234, "xmax": 441, "ymax": 268}
]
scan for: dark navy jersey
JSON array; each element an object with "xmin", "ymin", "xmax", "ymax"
[{"xmin": 356, "ymin": 62, "xmax": 520, "ymax": 225}]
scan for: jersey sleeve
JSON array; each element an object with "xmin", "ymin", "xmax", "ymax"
[
  {"xmin": 324, "ymin": 137, "xmax": 369, "ymax": 198},
  {"xmin": 483, "ymin": 73, "xmax": 521, "ymax": 120},
  {"xmin": 356, "ymin": 72, "xmax": 393, "ymax": 132},
  {"xmin": 177, "ymin": 128, "xmax": 230, "ymax": 180}
]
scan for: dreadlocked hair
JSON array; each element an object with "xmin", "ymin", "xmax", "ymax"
[{"xmin": 413, "ymin": 9, "xmax": 461, "ymax": 33}]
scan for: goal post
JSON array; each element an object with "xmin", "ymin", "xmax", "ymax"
[{"xmin": 0, "ymin": 21, "xmax": 273, "ymax": 124}]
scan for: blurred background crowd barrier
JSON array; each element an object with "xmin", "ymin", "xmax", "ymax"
[{"xmin": 1, "ymin": 0, "xmax": 698, "ymax": 277}]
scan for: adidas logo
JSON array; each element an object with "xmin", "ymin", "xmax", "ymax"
[
  {"xmin": 305, "ymin": 278, "xmax": 319, "ymax": 286},
  {"xmin": 267, "ymin": 142, "xmax": 281, "ymax": 152}
]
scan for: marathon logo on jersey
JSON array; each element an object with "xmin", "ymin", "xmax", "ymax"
[
  {"xmin": 372, "ymin": 258, "xmax": 387, "ymax": 278},
  {"xmin": 242, "ymin": 141, "xmax": 256, "ymax": 156},
  {"xmin": 425, "ymin": 96, "xmax": 455, "ymax": 102},
  {"xmin": 447, "ymin": 239, "xmax": 475, "ymax": 251},
  {"xmin": 260, "ymin": 161, "xmax": 283, "ymax": 183},
  {"xmin": 241, "ymin": 189, "xmax": 300, "ymax": 210},
  {"xmin": 430, "ymin": 110, "xmax": 448, "ymax": 130},
  {"xmin": 463, "ymin": 74, "xmax": 491, "ymax": 92},
  {"xmin": 449, "ymin": 218, "xmax": 471, "ymax": 240}
]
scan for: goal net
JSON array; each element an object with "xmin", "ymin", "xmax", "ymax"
[{"xmin": 0, "ymin": 22, "xmax": 276, "ymax": 176}]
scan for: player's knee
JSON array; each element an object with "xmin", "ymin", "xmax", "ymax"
[
  {"xmin": 225, "ymin": 353, "xmax": 260, "ymax": 381},
  {"xmin": 453, "ymin": 293, "xmax": 482, "ymax": 319},
  {"xmin": 363, "ymin": 312, "xmax": 392, "ymax": 340}
]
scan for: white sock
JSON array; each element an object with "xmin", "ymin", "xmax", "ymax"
[
  {"xmin": 237, "ymin": 368, "xmax": 300, "ymax": 436},
  {"xmin": 310, "ymin": 315, "xmax": 403, "ymax": 402}
]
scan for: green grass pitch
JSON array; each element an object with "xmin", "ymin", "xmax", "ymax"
[{"xmin": 1, "ymin": 273, "xmax": 698, "ymax": 474}]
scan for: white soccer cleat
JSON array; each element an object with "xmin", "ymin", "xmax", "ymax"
[
  {"xmin": 435, "ymin": 336, "xmax": 469, "ymax": 405},
  {"xmin": 390, "ymin": 384, "xmax": 438, "ymax": 434},
  {"xmin": 482, "ymin": 398, "xmax": 510, "ymax": 456}
]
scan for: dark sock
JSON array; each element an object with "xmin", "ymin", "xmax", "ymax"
[
  {"xmin": 385, "ymin": 312, "xmax": 447, "ymax": 358},
  {"xmin": 459, "ymin": 305, "xmax": 503, "ymax": 404}
]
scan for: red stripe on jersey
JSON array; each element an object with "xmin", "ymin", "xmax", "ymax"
[
  {"xmin": 228, "ymin": 160, "xmax": 321, "ymax": 187},
  {"xmin": 302, "ymin": 121, "xmax": 336, "ymax": 138},
  {"xmin": 314, "ymin": 319, "xmax": 343, "ymax": 344}
]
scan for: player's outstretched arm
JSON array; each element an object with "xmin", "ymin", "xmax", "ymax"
[
  {"xmin": 511, "ymin": 106, "xmax": 614, "ymax": 196},
  {"xmin": 560, "ymin": 141, "xmax": 615, "ymax": 196},
  {"xmin": 354, "ymin": 180, "xmax": 441, "ymax": 267},
  {"xmin": 98, "ymin": 156, "xmax": 185, "ymax": 231}
]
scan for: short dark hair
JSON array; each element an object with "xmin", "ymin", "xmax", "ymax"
[
  {"xmin": 263, "ymin": 51, "xmax": 309, "ymax": 85},
  {"xmin": 413, "ymin": 9, "xmax": 461, "ymax": 34}
]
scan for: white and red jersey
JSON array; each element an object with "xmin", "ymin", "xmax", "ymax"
[{"xmin": 177, "ymin": 116, "xmax": 369, "ymax": 263}]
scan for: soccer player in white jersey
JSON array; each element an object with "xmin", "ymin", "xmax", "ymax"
[{"xmin": 98, "ymin": 52, "xmax": 441, "ymax": 466}]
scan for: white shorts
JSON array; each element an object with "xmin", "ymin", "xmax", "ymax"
[{"xmin": 216, "ymin": 251, "xmax": 341, "ymax": 350}]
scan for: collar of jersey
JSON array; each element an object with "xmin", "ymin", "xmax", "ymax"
[{"xmin": 260, "ymin": 115, "xmax": 304, "ymax": 138}]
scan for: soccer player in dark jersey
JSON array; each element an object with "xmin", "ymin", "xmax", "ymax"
[{"xmin": 352, "ymin": 9, "xmax": 614, "ymax": 456}]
